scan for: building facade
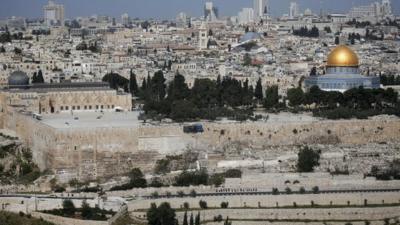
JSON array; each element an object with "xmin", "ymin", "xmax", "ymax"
[
  {"xmin": 43, "ymin": 0, "xmax": 65, "ymax": 26},
  {"xmin": 253, "ymin": 0, "xmax": 268, "ymax": 20}
]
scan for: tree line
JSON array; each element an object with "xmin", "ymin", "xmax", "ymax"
[
  {"xmin": 103, "ymin": 71, "xmax": 400, "ymax": 121},
  {"xmin": 292, "ymin": 26, "xmax": 319, "ymax": 38}
]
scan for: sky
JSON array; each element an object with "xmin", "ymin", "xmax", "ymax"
[{"xmin": 0, "ymin": 0, "xmax": 399, "ymax": 20}]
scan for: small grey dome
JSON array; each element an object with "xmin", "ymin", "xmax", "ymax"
[{"xmin": 8, "ymin": 71, "xmax": 29, "ymax": 86}]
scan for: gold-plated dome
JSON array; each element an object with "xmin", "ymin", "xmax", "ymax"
[{"xmin": 327, "ymin": 45, "xmax": 359, "ymax": 67}]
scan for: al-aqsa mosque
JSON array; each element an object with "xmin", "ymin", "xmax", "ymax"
[{"xmin": 304, "ymin": 45, "xmax": 380, "ymax": 92}]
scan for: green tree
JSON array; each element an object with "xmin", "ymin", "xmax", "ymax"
[
  {"xmin": 264, "ymin": 85, "xmax": 279, "ymax": 109},
  {"xmin": 287, "ymin": 87, "xmax": 304, "ymax": 107},
  {"xmin": 81, "ymin": 200, "xmax": 93, "ymax": 219},
  {"xmin": 199, "ymin": 200, "xmax": 207, "ymax": 209},
  {"xmin": 243, "ymin": 53, "xmax": 252, "ymax": 66},
  {"xmin": 190, "ymin": 79, "xmax": 218, "ymax": 108},
  {"xmin": 170, "ymin": 100, "xmax": 198, "ymax": 121},
  {"xmin": 254, "ymin": 78, "xmax": 263, "ymax": 101},
  {"xmin": 102, "ymin": 73, "xmax": 129, "ymax": 91},
  {"xmin": 129, "ymin": 70, "xmax": 139, "ymax": 96},
  {"xmin": 62, "ymin": 199, "xmax": 76, "ymax": 216},
  {"xmin": 146, "ymin": 202, "xmax": 177, "ymax": 225},
  {"xmin": 168, "ymin": 73, "xmax": 190, "ymax": 101},
  {"xmin": 297, "ymin": 146, "xmax": 321, "ymax": 172},
  {"xmin": 335, "ymin": 36, "xmax": 340, "ymax": 45},
  {"xmin": 150, "ymin": 70, "xmax": 166, "ymax": 101},
  {"xmin": 128, "ymin": 168, "xmax": 147, "ymax": 188},
  {"xmin": 209, "ymin": 173, "xmax": 225, "ymax": 187},
  {"xmin": 195, "ymin": 212, "xmax": 200, "ymax": 225},
  {"xmin": 189, "ymin": 213, "xmax": 194, "ymax": 225},
  {"xmin": 36, "ymin": 70, "xmax": 44, "ymax": 83},
  {"xmin": 183, "ymin": 211, "xmax": 188, "ymax": 225}
]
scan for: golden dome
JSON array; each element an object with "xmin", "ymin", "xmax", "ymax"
[{"xmin": 327, "ymin": 45, "xmax": 359, "ymax": 67}]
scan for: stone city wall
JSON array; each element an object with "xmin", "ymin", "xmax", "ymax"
[
  {"xmin": 8, "ymin": 111, "xmax": 400, "ymax": 181},
  {"xmin": 169, "ymin": 207, "xmax": 400, "ymax": 224},
  {"xmin": 127, "ymin": 191, "xmax": 400, "ymax": 210}
]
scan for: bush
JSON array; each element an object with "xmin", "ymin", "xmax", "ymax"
[
  {"xmin": 199, "ymin": 200, "xmax": 207, "ymax": 209},
  {"xmin": 224, "ymin": 169, "xmax": 242, "ymax": 178},
  {"xmin": 285, "ymin": 187, "xmax": 292, "ymax": 194},
  {"xmin": 151, "ymin": 192, "xmax": 159, "ymax": 198},
  {"xmin": 209, "ymin": 173, "xmax": 225, "ymax": 186},
  {"xmin": 297, "ymin": 146, "xmax": 321, "ymax": 172},
  {"xmin": 312, "ymin": 186, "xmax": 319, "ymax": 194},
  {"xmin": 214, "ymin": 215, "xmax": 223, "ymax": 222},
  {"xmin": 177, "ymin": 191, "xmax": 185, "ymax": 197},
  {"xmin": 299, "ymin": 186, "xmax": 306, "ymax": 194},
  {"xmin": 174, "ymin": 170, "xmax": 208, "ymax": 186},
  {"xmin": 190, "ymin": 189, "xmax": 197, "ymax": 197},
  {"xmin": 62, "ymin": 199, "xmax": 76, "ymax": 216},
  {"xmin": 272, "ymin": 188, "xmax": 279, "ymax": 195},
  {"xmin": 220, "ymin": 202, "xmax": 229, "ymax": 208},
  {"xmin": 183, "ymin": 202, "xmax": 189, "ymax": 209}
]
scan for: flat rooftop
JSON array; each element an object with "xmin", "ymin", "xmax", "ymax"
[{"xmin": 39, "ymin": 111, "xmax": 142, "ymax": 129}]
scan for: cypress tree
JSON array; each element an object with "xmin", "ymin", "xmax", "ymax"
[
  {"xmin": 129, "ymin": 69, "xmax": 139, "ymax": 96},
  {"xmin": 183, "ymin": 211, "xmax": 188, "ymax": 225},
  {"xmin": 255, "ymin": 77, "xmax": 263, "ymax": 101},
  {"xmin": 37, "ymin": 70, "xmax": 44, "ymax": 83},
  {"xmin": 189, "ymin": 213, "xmax": 194, "ymax": 225},
  {"xmin": 195, "ymin": 212, "xmax": 200, "ymax": 225},
  {"xmin": 32, "ymin": 72, "xmax": 37, "ymax": 83}
]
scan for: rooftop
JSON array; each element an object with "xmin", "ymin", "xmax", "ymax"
[{"xmin": 39, "ymin": 111, "xmax": 141, "ymax": 129}]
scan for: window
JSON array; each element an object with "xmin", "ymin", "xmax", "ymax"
[
  {"xmin": 72, "ymin": 106, "xmax": 75, "ymax": 110},
  {"xmin": 89, "ymin": 105, "xmax": 92, "ymax": 110},
  {"xmin": 77, "ymin": 106, "xmax": 80, "ymax": 110},
  {"xmin": 84, "ymin": 106, "xmax": 87, "ymax": 110},
  {"xmin": 60, "ymin": 106, "xmax": 64, "ymax": 111},
  {"xmin": 96, "ymin": 105, "xmax": 99, "ymax": 109},
  {"xmin": 66, "ymin": 106, "xmax": 69, "ymax": 110},
  {"xmin": 101, "ymin": 105, "xmax": 104, "ymax": 109}
]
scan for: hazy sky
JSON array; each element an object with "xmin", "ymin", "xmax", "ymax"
[{"xmin": 0, "ymin": 0, "xmax": 399, "ymax": 20}]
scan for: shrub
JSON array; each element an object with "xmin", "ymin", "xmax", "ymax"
[
  {"xmin": 297, "ymin": 146, "xmax": 321, "ymax": 172},
  {"xmin": 224, "ymin": 169, "xmax": 242, "ymax": 178},
  {"xmin": 213, "ymin": 215, "xmax": 223, "ymax": 222},
  {"xmin": 312, "ymin": 186, "xmax": 319, "ymax": 194},
  {"xmin": 151, "ymin": 192, "xmax": 159, "ymax": 198},
  {"xmin": 220, "ymin": 202, "xmax": 229, "ymax": 208},
  {"xmin": 183, "ymin": 202, "xmax": 189, "ymax": 209},
  {"xmin": 177, "ymin": 191, "xmax": 185, "ymax": 197},
  {"xmin": 199, "ymin": 200, "xmax": 207, "ymax": 209},
  {"xmin": 299, "ymin": 186, "xmax": 306, "ymax": 194},
  {"xmin": 272, "ymin": 188, "xmax": 279, "ymax": 195}
]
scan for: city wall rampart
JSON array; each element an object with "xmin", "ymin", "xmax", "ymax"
[{"xmin": 8, "ymin": 112, "xmax": 400, "ymax": 180}]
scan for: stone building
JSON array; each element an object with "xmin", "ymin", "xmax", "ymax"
[{"xmin": 0, "ymin": 70, "xmax": 132, "ymax": 129}]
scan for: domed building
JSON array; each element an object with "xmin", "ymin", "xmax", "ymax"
[
  {"xmin": 304, "ymin": 45, "xmax": 380, "ymax": 92},
  {"xmin": 8, "ymin": 71, "xmax": 30, "ymax": 88}
]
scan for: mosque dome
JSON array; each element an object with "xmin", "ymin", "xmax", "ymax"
[
  {"xmin": 327, "ymin": 45, "xmax": 359, "ymax": 67},
  {"xmin": 8, "ymin": 71, "xmax": 29, "ymax": 87}
]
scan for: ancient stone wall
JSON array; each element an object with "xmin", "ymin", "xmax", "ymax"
[
  {"xmin": 8, "ymin": 111, "xmax": 400, "ymax": 181},
  {"xmin": 127, "ymin": 192, "xmax": 400, "ymax": 210}
]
